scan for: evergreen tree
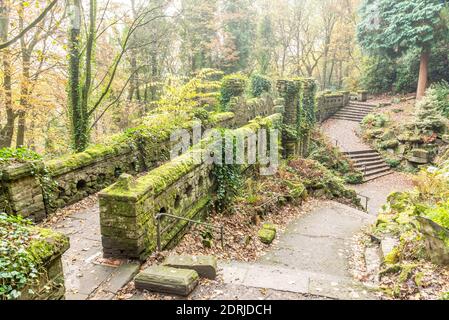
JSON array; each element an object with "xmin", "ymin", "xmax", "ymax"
[
  {"xmin": 221, "ymin": 0, "xmax": 256, "ymax": 73},
  {"xmin": 357, "ymin": 0, "xmax": 447, "ymax": 99},
  {"xmin": 255, "ymin": 15, "xmax": 274, "ymax": 75}
]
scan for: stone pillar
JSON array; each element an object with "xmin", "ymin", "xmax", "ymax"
[
  {"xmin": 358, "ymin": 90, "xmax": 368, "ymax": 102},
  {"xmin": 340, "ymin": 91, "xmax": 350, "ymax": 106},
  {"xmin": 0, "ymin": 162, "xmax": 47, "ymax": 222},
  {"xmin": 276, "ymin": 80, "xmax": 301, "ymax": 157}
]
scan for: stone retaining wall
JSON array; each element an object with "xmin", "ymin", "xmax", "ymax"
[
  {"xmin": 231, "ymin": 93, "xmax": 275, "ymax": 127},
  {"xmin": 316, "ymin": 91, "xmax": 349, "ymax": 122},
  {"xmin": 98, "ymin": 114, "xmax": 283, "ymax": 260},
  {"xmin": 0, "ymin": 97, "xmax": 277, "ymax": 222}
]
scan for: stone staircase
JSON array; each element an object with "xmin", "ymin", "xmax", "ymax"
[
  {"xmin": 331, "ymin": 101, "xmax": 378, "ymax": 122},
  {"xmin": 344, "ymin": 150, "xmax": 392, "ymax": 182}
]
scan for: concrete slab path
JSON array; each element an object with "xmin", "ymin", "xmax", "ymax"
[{"xmin": 219, "ymin": 201, "xmax": 377, "ymax": 300}]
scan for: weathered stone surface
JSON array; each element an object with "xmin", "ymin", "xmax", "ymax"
[
  {"xmin": 408, "ymin": 157, "xmax": 428, "ymax": 164},
  {"xmin": 262, "ymin": 222, "xmax": 277, "ymax": 232},
  {"xmin": 418, "ymin": 217, "xmax": 449, "ymax": 265},
  {"xmin": 134, "ymin": 266, "xmax": 199, "ymax": 296},
  {"xmin": 163, "ymin": 255, "xmax": 217, "ymax": 279},
  {"xmin": 409, "ymin": 149, "xmax": 429, "ymax": 164},
  {"xmin": 258, "ymin": 228, "xmax": 276, "ymax": 244},
  {"xmin": 381, "ymin": 237, "xmax": 399, "ymax": 264}
]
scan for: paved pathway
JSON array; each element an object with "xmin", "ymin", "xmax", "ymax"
[
  {"xmin": 212, "ymin": 116, "xmax": 414, "ymax": 300},
  {"xmin": 218, "ymin": 201, "xmax": 377, "ymax": 300},
  {"xmin": 49, "ymin": 115, "xmax": 414, "ymax": 300},
  {"xmin": 51, "ymin": 203, "xmax": 139, "ymax": 300}
]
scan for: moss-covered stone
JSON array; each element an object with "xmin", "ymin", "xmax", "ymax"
[
  {"xmin": 162, "ymin": 255, "xmax": 217, "ymax": 279},
  {"xmin": 380, "ymin": 139, "xmax": 399, "ymax": 150},
  {"xmin": 134, "ymin": 266, "xmax": 199, "ymax": 296},
  {"xmin": 263, "ymin": 223, "xmax": 277, "ymax": 232},
  {"xmin": 258, "ymin": 228, "xmax": 276, "ymax": 244}
]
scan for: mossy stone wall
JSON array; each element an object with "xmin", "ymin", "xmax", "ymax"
[
  {"xmin": 316, "ymin": 92, "xmax": 347, "ymax": 122},
  {"xmin": 6, "ymin": 225, "xmax": 70, "ymax": 300},
  {"xmin": 98, "ymin": 114, "xmax": 283, "ymax": 260},
  {"xmin": 0, "ymin": 111, "xmax": 243, "ymax": 222},
  {"xmin": 0, "ymin": 162, "xmax": 46, "ymax": 222},
  {"xmin": 231, "ymin": 94, "xmax": 276, "ymax": 127}
]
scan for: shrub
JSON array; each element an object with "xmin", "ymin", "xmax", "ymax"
[
  {"xmin": 0, "ymin": 147, "xmax": 42, "ymax": 166},
  {"xmin": 386, "ymin": 158, "xmax": 401, "ymax": 168},
  {"xmin": 362, "ymin": 113, "xmax": 388, "ymax": 128},
  {"xmin": 427, "ymin": 81, "xmax": 449, "ymax": 117},
  {"xmin": 414, "ymin": 96, "xmax": 446, "ymax": 133},
  {"xmin": 250, "ymin": 74, "xmax": 271, "ymax": 97},
  {"xmin": 344, "ymin": 172, "xmax": 364, "ymax": 185},
  {"xmin": 192, "ymin": 108, "xmax": 210, "ymax": 122},
  {"xmin": 424, "ymin": 200, "xmax": 449, "ymax": 229}
]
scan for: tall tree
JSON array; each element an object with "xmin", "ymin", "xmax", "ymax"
[
  {"xmin": 0, "ymin": 0, "xmax": 15, "ymax": 148},
  {"xmin": 221, "ymin": 0, "xmax": 256, "ymax": 73},
  {"xmin": 357, "ymin": 0, "xmax": 447, "ymax": 99},
  {"xmin": 255, "ymin": 14, "xmax": 274, "ymax": 75},
  {"xmin": 67, "ymin": 0, "xmax": 167, "ymax": 152},
  {"xmin": 179, "ymin": 0, "xmax": 217, "ymax": 74}
]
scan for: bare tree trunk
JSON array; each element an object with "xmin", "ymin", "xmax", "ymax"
[
  {"xmin": 417, "ymin": 49, "xmax": 430, "ymax": 100},
  {"xmin": 0, "ymin": 1, "xmax": 15, "ymax": 148},
  {"xmin": 16, "ymin": 48, "xmax": 31, "ymax": 147}
]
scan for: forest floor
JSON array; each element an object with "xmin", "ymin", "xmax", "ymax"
[{"xmin": 40, "ymin": 100, "xmax": 416, "ymax": 300}]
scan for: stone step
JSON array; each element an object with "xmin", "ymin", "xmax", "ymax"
[
  {"xmin": 358, "ymin": 164, "xmax": 391, "ymax": 173},
  {"xmin": 364, "ymin": 167, "xmax": 392, "ymax": 178},
  {"xmin": 220, "ymin": 261, "xmax": 377, "ymax": 300},
  {"xmin": 332, "ymin": 116, "xmax": 365, "ymax": 122},
  {"xmin": 340, "ymin": 106, "xmax": 372, "ymax": 111},
  {"xmin": 337, "ymin": 109, "xmax": 371, "ymax": 117},
  {"xmin": 335, "ymin": 111, "xmax": 371, "ymax": 117},
  {"xmin": 364, "ymin": 170, "xmax": 393, "ymax": 182},
  {"xmin": 344, "ymin": 150, "xmax": 379, "ymax": 156},
  {"xmin": 134, "ymin": 266, "xmax": 199, "ymax": 296},
  {"xmin": 162, "ymin": 255, "xmax": 218, "ymax": 280},
  {"xmin": 349, "ymin": 102, "xmax": 377, "ymax": 108},
  {"xmin": 354, "ymin": 160, "xmax": 386, "ymax": 168},
  {"xmin": 347, "ymin": 154, "xmax": 382, "ymax": 160}
]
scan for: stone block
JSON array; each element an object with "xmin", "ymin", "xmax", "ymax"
[
  {"xmin": 417, "ymin": 217, "xmax": 449, "ymax": 265},
  {"xmin": 262, "ymin": 223, "xmax": 277, "ymax": 232},
  {"xmin": 258, "ymin": 228, "xmax": 276, "ymax": 244},
  {"xmin": 162, "ymin": 255, "xmax": 217, "ymax": 279},
  {"xmin": 134, "ymin": 266, "xmax": 199, "ymax": 296}
]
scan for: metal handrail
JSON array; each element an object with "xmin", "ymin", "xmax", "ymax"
[
  {"xmin": 356, "ymin": 193, "xmax": 370, "ymax": 213},
  {"xmin": 155, "ymin": 212, "xmax": 224, "ymax": 252}
]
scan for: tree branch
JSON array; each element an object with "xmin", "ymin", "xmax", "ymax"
[{"xmin": 0, "ymin": 0, "xmax": 59, "ymax": 50}]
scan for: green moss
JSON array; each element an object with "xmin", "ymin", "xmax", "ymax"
[
  {"xmin": 28, "ymin": 228, "xmax": 69, "ymax": 264},
  {"xmin": 103, "ymin": 150, "xmax": 202, "ymax": 199},
  {"xmin": 380, "ymin": 139, "xmax": 399, "ymax": 150},
  {"xmin": 263, "ymin": 223, "xmax": 277, "ymax": 232},
  {"xmin": 398, "ymin": 264, "xmax": 416, "ymax": 283},
  {"xmin": 258, "ymin": 228, "xmax": 276, "ymax": 244},
  {"xmin": 384, "ymin": 246, "xmax": 400, "ymax": 265},
  {"xmin": 414, "ymin": 271, "xmax": 425, "ymax": 287}
]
